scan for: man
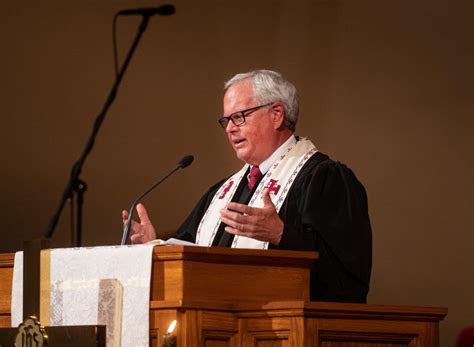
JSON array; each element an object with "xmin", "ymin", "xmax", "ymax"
[{"xmin": 123, "ymin": 70, "xmax": 372, "ymax": 303}]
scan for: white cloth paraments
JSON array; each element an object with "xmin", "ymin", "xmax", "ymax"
[{"xmin": 12, "ymin": 244, "xmax": 155, "ymax": 347}]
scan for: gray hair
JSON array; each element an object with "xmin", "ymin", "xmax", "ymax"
[{"xmin": 224, "ymin": 70, "xmax": 299, "ymax": 132}]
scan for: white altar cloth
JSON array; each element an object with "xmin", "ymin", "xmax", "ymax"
[{"xmin": 11, "ymin": 244, "xmax": 155, "ymax": 347}]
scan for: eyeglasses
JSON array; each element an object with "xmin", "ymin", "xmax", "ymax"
[{"xmin": 218, "ymin": 102, "xmax": 273, "ymax": 129}]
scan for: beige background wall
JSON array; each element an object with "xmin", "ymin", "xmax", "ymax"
[{"xmin": 1, "ymin": 0, "xmax": 472, "ymax": 345}]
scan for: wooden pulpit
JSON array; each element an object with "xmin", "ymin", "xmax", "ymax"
[{"xmin": 0, "ymin": 245, "xmax": 447, "ymax": 346}]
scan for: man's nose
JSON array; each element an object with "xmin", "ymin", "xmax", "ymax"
[{"xmin": 226, "ymin": 120, "xmax": 239, "ymax": 133}]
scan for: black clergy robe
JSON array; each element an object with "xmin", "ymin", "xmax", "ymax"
[{"xmin": 172, "ymin": 152, "xmax": 372, "ymax": 303}]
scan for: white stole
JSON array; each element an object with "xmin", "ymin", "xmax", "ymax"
[{"xmin": 196, "ymin": 138, "xmax": 317, "ymax": 249}]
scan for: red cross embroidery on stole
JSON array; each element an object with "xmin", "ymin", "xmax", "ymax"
[
  {"xmin": 219, "ymin": 181, "xmax": 234, "ymax": 199},
  {"xmin": 267, "ymin": 179, "xmax": 281, "ymax": 194}
]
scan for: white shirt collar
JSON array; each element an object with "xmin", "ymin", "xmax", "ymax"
[{"xmin": 251, "ymin": 135, "xmax": 297, "ymax": 174}]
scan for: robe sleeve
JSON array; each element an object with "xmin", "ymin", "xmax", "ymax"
[
  {"xmin": 171, "ymin": 178, "xmax": 227, "ymax": 243},
  {"xmin": 274, "ymin": 159, "xmax": 372, "ymax": 302}
]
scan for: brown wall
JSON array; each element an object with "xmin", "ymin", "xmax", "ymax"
[{"xmin": 1, "ymin": 0, "xmax": 472, "ymax": 345}]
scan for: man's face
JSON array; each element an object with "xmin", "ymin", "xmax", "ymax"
[{"xmin": 223, "ymin": 80, "xmax": 280, "ymax": 166}]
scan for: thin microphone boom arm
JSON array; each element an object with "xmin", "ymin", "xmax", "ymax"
[
  {"xmin": 45, "ymin": 14, "xmax": 155, "ymax": 243},
  {"xmin": 117, "ymin": 4, "xmax": 175, "ymax": 16},
  {"xmin": 121, "ymin": 155, "xmax": 194, "ymax": 245}
]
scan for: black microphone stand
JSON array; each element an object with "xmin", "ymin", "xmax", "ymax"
[{"xmin": 45, "ymin": 14, "xmax": 153, "ymax": 246}]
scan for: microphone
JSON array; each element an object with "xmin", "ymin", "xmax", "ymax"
[
  {"xmin": 120, "ymin": 155, "xmax": 194, "ymax": 245},
  {"xmin": 178, "ymin": 155, "xmax": 193, "ymax": 168},
  {"xmin": 117, "ymin": 4, "xmax": 176, "ymax": 17}
]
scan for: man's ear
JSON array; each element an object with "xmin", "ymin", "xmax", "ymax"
[{"xmin": 271, "ymin": 102, "xmax": 285, "ymax": 129}]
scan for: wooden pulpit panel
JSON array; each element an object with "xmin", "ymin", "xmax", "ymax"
[
  {"xmin": 150, "ymin": 246, "xmax": 317, "ymax": 303},
  {"xmin": 0, "ymin": 253, "xmax": 14, "ymax": 327},
  {"xmin": 237, "ymin": 301, "xmax": 446, "ymax": 347}
]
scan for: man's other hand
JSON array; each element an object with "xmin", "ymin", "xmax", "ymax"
[{"xmin": 219, "ymin": 189, "xmax": 283, "ymax": 245}]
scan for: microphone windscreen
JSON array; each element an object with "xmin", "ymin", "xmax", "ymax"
[{"xmin": 178, "ymin": 155, "xmax": 194, "ymax": 168}]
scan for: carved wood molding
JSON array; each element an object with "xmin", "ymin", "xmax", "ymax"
[
  {"xmin": 318, "ymin": 330, "xmax": 418, "ymax": 344},
  {"xmin": 0, "ymin": 253, "xmax": 14, "ymax": 268},
  {"xmin": 151, "ymin": 246, "xmax": 317, "ymax": 267},
  {"xmin": 235, "ymin": 301, "xmax": 447, "ymax": 322}
]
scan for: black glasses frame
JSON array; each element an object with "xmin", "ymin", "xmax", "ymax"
[{"xmin": 218, "ymin": 102, "xmax": 273, "ymax": 129}]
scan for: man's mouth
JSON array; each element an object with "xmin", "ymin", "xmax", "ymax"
[{"xmin": 233, "ymin": 138, "xmax": 246, "ymax": 145}]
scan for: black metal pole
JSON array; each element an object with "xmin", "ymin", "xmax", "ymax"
[
  {"xmin": 73, "ymin": 179, "xmax": 87, "ymax": 247},
  {"xmin": 45, "ymin": 15, "xmax": 152, "ymax": 245}
]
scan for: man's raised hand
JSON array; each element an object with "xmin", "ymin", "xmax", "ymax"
[{"xmin": 122, "ymin": 203, "xmax": 157, "ymax": 244}]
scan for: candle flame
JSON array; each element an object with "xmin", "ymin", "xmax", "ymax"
[{"xmin": 167, "ymin": 320, "xmax": 177, "ymax": 334}]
